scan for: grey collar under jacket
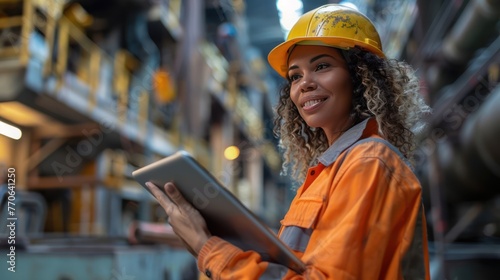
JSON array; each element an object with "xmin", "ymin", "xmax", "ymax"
[{"xmin": 318, "ymin": 118, "xmax": 370, "ymax": 167}]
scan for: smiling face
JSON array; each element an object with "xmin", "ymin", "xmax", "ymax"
[{"xmin": 287, "ymin": 45, "xmax": 354, "ymax": 144}]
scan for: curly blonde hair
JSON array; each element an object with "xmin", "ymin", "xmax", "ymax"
[{"xmin": 273, "ymin": 47, "xmax": 431, "ymax": 183}]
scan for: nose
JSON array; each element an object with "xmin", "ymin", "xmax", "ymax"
[{"xmin": 298, "ymin": 74, "xmax": 317, "ymax": 93}]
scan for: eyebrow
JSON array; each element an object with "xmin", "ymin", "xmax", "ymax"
[{"xmin": 287, "ymin": 54, "xmax": 336, "ymax": 72}]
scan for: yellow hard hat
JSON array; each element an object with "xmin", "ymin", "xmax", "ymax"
[{"xmin": 268, "ymin": 4, "xmax": 385, "ymax": 78}]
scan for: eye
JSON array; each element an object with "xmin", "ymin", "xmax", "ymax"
[
  {"xmin": 288, "ymin": 73, "xmax": 301, "ymax": 82},
  {"xmin": 316, "ymin": 62, "xmax": 330, "ymax": 71}
]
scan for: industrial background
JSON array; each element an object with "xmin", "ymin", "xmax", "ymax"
[{"xmin": 0, "ymin": 0, "xmax": 499, "ymax": 279}]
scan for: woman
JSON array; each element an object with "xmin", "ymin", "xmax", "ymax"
[{"xmin": 146, "ymin": 4, "xmax": 431, "ymax": 279}]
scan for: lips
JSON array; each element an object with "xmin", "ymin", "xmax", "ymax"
[
  {"xmin": 303, "ymin": 99, "xmax": 326, "ymax": 108},
  {"xmin": 301, "ymin": 97, "xmax": 328, "ymax": 110}
]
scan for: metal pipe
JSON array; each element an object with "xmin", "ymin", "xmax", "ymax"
[
  {"xmin": 442, "ymin": 0, "xmax": 500, "ymax": 65},
  {"xmin": 128, "ymin": 221, "xmax": 183, "ymax": 247},
  {"xmin": 460, "ymin": 84, "xmax": 500, "ymax": 176},
  {"xmin": 442, "ymin": 84, "xmax": 500, "ymax": 202},
  {"xmin": 427, "ymin": 0, "xmax": 500, "ymax": 96}
]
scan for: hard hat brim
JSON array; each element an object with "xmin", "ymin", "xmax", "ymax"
[{"xmin": 267, "ymin": 36, "xmax": 385, "ymax": 78}]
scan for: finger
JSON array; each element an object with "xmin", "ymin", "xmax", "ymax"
[
  {"xmin": 164, "ymin": 183, "xmax": 201, "ymax": 217},
  {"xmin": 145, "ymin": 182, "xmax": 176, "ymax": 215},
  {"xmin": 164, "ymin": 182, "xmax": 192, "ymax": 211},
  {"xmin": 145, "ymin": 181, "xmax": 165, "ymax": 198}
]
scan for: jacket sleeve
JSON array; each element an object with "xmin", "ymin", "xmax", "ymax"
[
  {"xmin": 197, "ymin": 155, "xmax": 423, "ymax": 279},
  {"xmin": 197, "ymin": 236, "xmax": 270, "ymax": 279}
]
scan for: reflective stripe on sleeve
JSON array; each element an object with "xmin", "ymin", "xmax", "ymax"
[
  {"xmin": 260, "ymin": 262, "xmax": 291, "ymax": 279},
  {"xmin": 280, "ymin": 226, "xmax": 313, "ymax": 252}
]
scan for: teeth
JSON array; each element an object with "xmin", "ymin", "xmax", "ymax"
[{"xmin": 304, "ymin": 99, "xmax": 323, "ymax": 107}]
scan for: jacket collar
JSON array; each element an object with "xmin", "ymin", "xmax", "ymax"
[{"xmin": 318, "ymin": 118, "xmax": 372, "ymax": 166}]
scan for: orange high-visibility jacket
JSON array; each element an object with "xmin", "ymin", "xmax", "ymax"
[{"xmin": 197, "ymin": 118, "xmax": 430, "ymax": 279}]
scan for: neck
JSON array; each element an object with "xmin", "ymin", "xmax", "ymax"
[
  {"xmin": 325, "ymin": 117, "xmax": 354, "ymax": 145},
  {"xmin": 327, "ymin": 131, "xmax": 344, "ymax": 146}
]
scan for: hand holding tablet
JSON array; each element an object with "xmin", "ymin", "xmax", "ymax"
[
  {"xmin": 132, "ymin": 150, "xmax": 305, "ymax": 273},
  {"xmin": 144, "ymin": 181, "xmax": 211, "ymax": 257}
]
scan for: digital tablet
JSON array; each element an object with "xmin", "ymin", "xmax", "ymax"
[{"xmin": 132, "ymin": 150, "xmax": 306, "ymax": 274}]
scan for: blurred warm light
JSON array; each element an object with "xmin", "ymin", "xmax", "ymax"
[
  {"xmin": 0, "ymin": 120, "xmax": 22, "ymax": 140},
  {"xmin": 153, "ymin": 69, "xmax": 176, "ymax": 104},
  {"xmin": 224, "ymin": 146, "xmax": 240, "ymax": 160}
]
